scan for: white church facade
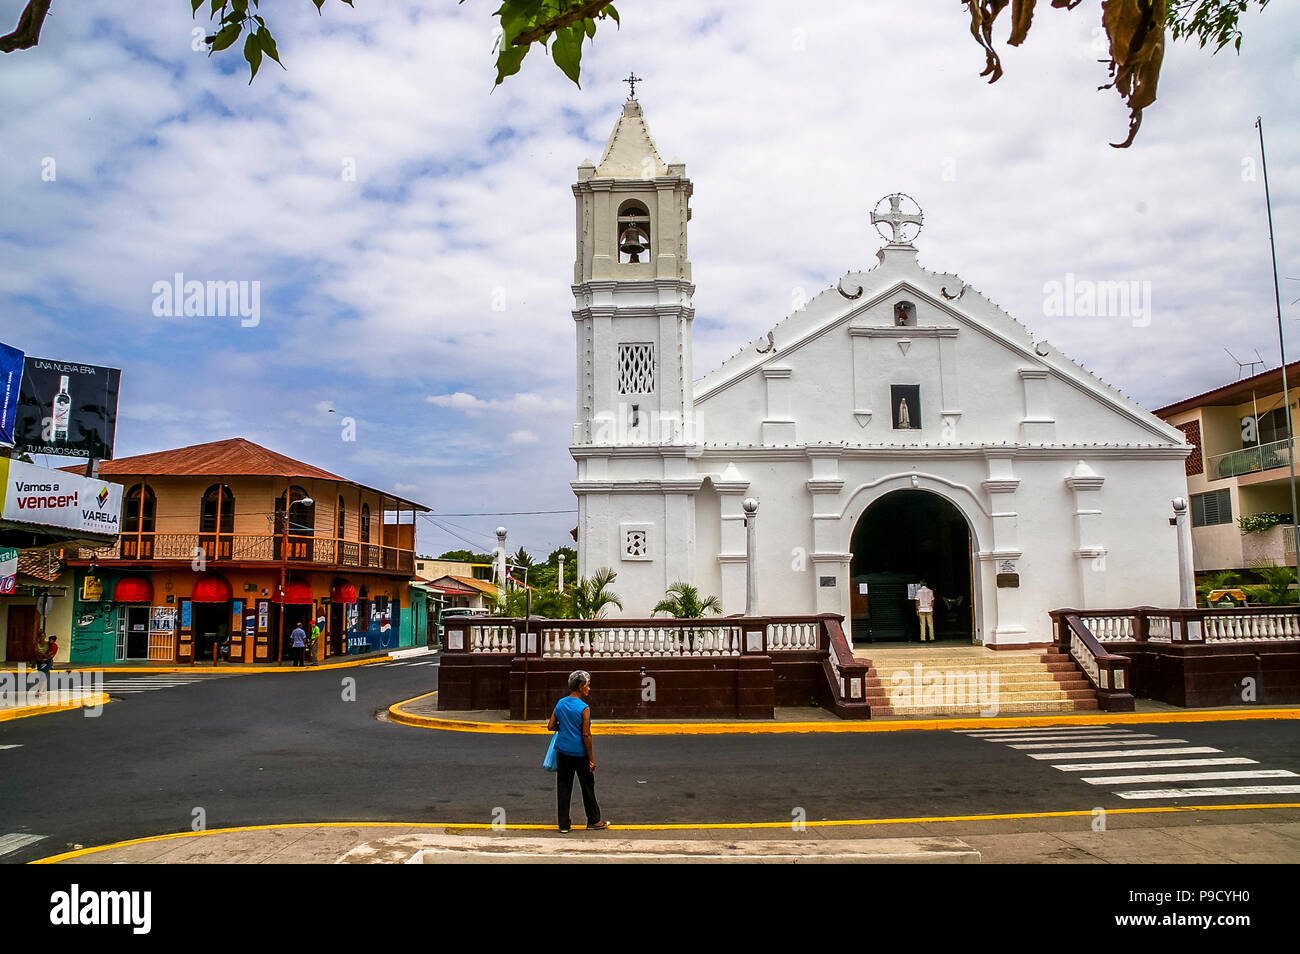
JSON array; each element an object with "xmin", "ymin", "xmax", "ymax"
[{"xmin": 569, "ymin": 98, "xmax": 1191, "ymax": 647}]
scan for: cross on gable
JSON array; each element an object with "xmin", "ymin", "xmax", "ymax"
[
  {"xmin": 623, "ymin": 72, "xmax": 643, "ymax": 100},
  {"xmin": 871, "ymin": 193, "xmax": 924, "ymax": 245}
]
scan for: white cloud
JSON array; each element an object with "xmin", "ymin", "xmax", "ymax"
[{"xmin": 1, "ymin": 1, "xmax": 1296, "ymax": 555}]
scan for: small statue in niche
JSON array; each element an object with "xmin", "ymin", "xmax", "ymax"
[
  {"xmin": 894, "ymin": 302, "xmax": 914, "ymax": 326},
  {"xmin": 897, "ymin": 397, "xmax": 912, "ymax": 429}
]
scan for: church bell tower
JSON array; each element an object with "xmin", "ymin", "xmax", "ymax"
[{"xmin": 571, "ymin": 88, "xmax": 695, "ymax": 447}]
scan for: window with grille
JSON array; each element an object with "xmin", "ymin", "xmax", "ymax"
[
  {"xmin": 1191, "ymin": 489, "xmax": 1232, "ymax": 528},
  {"xmin": 618, "ymin": 343, "xmax": 656, "ymax": 394}
]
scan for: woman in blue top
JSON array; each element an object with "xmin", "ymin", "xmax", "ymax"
[{"xmin": 547, "ymin": 670, "xmax": 609, "ymax": 833}]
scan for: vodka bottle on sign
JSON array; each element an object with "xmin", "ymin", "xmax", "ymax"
[{"xmin": 52, "ymin": 375, "xmax": 71, "ymax": 443}]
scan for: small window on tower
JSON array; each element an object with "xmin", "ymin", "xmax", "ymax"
[
  {"xmin": 618, "ymin": 343, "xmax": 656, "ymax": 394},
  {"xmin": 617, "ymin": 200, "xmax": 651, "ymax": 264}
]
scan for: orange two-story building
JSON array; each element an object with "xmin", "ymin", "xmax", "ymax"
[{"xmin": 65, "ymin": 438, "xmax": 429, "ymax": 665}]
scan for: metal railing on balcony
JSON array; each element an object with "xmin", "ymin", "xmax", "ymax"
[
  {"xmin": 76, "ymin": 532, "xmax": 413, "ymax": 573},
  {"xmin": 1207, "ymin": 437, "xmax": 1293, "ymax": 481}
]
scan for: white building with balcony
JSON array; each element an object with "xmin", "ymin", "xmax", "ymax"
[{"xmin": 1157, "ymin": 362, "xmax": 1300, "ymax": 572}]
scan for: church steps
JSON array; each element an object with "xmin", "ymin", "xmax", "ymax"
[{"xmin": 852, "ymin": 645, "xmax": 1103, "ymax": 717}]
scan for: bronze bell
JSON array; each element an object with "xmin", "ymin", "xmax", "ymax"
[{"xmin": 619, "ymin": 224, "xmax": 650, "ymax": 262}]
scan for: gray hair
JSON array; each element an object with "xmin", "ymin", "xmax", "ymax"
[{"xmin": 568, "ymin": 670, "xmax": 591, "ymax": 692}]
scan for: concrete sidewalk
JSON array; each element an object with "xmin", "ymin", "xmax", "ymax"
[
  {"xmin": 33, "ymin": 808, "xmax": 1300, "ymax": 864},
  {"xmin": 388, "ymin": 690, "xmax": 1300, "ymax": 735}
]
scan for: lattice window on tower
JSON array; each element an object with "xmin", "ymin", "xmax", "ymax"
[
  {"xmin": 620, "ymin": 523, "xmax": 652, "ymax": 561},
  {"xmin": 618, "ymin": 343, "xmax": 656, "ymax": 394}
]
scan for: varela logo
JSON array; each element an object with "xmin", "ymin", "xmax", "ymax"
[
  {"xmin": 96, "ymin": 486, "xmax": 109, "ymax": 508},
  {"xmin": 49, "ymin": 884, "xmax": 151, "ymax": 934}
]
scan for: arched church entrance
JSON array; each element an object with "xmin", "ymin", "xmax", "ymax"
[{"xmin": 849, "ymin": 490, "xmax": 975, "ymax": 645}]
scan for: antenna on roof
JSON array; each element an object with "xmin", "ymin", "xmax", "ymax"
[{"xmin": 1225, "ymin": 348, "xmax": 1265, "ymax": 380}]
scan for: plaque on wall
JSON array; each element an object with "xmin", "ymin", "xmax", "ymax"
[
  {"xmin": 996, "ymin": 573, "xmax": 1020, "ymax": 588},
  {"xmin": 819, "ymin": 576, "xmax": 836, "ymax": 588}
]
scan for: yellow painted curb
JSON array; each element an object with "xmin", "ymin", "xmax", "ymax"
[
  {"xmin": 387, "ymin": 691, "xmax": 1300, "ymax": 735},
  {"xmin": 0, "ymin": 692, "xmax": 112, "ymax": 722},
  {"xmin": 31, "ymin": 802, "xmax": 1300, "ymax": 864},
  {"xmin": 1, "ymin": 656, "xmax": 392, "ymax": 676}
]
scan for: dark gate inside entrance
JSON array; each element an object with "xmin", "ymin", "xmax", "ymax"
[{"xmin": 850, "ymin": 490, "xmax": 974, "ymax": 643}]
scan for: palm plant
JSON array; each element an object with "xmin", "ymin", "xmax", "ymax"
[
  {"xmin": 652, "ymin": 582, "xmax": 722, "ymax": 618},
  {"xmin": 570, "ymin": 567, "xmax": 623, "ymax": 620},
  {"xmin": 1247, "ymin": 560, "xmax": 1298, "ymax": 605},
  {"xmin": 490, "ymin": 584, "xmax": 528, "ymax": 617}
]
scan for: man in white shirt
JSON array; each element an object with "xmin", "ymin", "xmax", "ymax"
[{"xmin": 915, "ymin": 580, "xmax": 935, "ymax": 642}]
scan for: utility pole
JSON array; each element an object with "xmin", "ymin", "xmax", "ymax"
[{"xmin": 1257, "ymin": 117, "xmax": 1300, "ymax": 601}]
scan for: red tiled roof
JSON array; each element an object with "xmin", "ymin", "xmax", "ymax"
[{"xmin": 61, "ymin": 437, "xmax": 428, "ymax": 510}]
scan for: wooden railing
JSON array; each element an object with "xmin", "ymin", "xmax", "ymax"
[
  {"xmin": 1051, "ymin": 605, "xmax": 1300, "ymax": 646},
  {"xmin": 441, "ymin": 614, "xmax": 871, "ymax": 718},
  {"xmin": 1050, "ymin": 613, "xmax": 1135, "ymax": 712},
  {"xmin": 75, "ymin": 532, "xmax": 413, "ymax": 573}
]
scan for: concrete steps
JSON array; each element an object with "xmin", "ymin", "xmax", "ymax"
[{"xmin": 854, "ymin": 645, "xmax": 1098, "ymax": 717}]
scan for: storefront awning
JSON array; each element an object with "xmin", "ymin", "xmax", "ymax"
[
  {"xmin": 330, "ymin": 580, "xmax": 357, "ymax": 604},
  {"xmin": 192, "ymin": 574, "xmax": 232, "ymax": 603},
  {"xmin": 274, "ymin": 580, "xmax": 313, "ymax": 605},
  {"xmin": 114, "ymin": 576, "xmax": 153, "ymax": 603}
]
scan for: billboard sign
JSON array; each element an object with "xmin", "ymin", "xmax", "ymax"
[
  {"xmin": 0, "ymin": 342, "xmax": 22, "ymax": 446},
  {"xmin": 13, "ymin": 357, "xmax": 120, "ymax": 460},
  {"xmin": 0, "ymin": 457, "xmax": 123, "ymax": 536},
  {"xmin": 0, "ymin": 546, "xmax": 17, "ymax": 594}
]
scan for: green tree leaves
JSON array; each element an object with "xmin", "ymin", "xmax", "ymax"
[{"xmin": 483, "ymin": 0, "xmax": 620, "ymax": 88}]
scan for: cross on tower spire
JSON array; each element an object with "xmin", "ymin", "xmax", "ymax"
[
  {"xmin": 623, "ymin": 72, "xmax": 643, "ymax": 100},
  {"xmin": 870, "ymin": 193, "xmax": 924, "ymax": 246}
]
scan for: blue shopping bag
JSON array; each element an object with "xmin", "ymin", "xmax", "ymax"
[{"xmin": 543, "ymin": 733, "xmax": 558, "ymax": 773}]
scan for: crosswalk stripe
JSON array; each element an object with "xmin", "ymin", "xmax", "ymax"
[
  {"xmin": 1026, "ymin": 746, "xmax": 1223, "ymax": 760},
  {"xmin": 0, "ymin": 833, "xmax": 46, "ymax": 856},
  {"xmin": 969, "ymin": 732, "xmax": 1152, "ymax": 743},
  {"xmin": 951, "ymin": 733, "xmax": 1112, "ymax": 738},
  {"xmin": 1083, "ymin": 769, "xmax": 1298, "ymax": 785},
  {"xmin": 1053, "ymin": 757, "xmax": 1257, "ymax": 772},
  {"xmin": 1115, "ymin": 785, "xmax": 1300, "ymax": 800},
  {"xmin": 1009, "ymin": 738, "xmax": 1188, "ymax": 750}
]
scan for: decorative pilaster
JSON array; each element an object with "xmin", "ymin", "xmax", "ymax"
[
  {"xmin": 982, "ymin": 455, "xmax": 1026, "ymax": 644},
  {"xmin": 761, "ymin": 367, "xmax": 796, "ymax": 444},
  {"xmin": 713, "ymin": 463, "xmax": 751, "ymax": 615},
  {"xmin": 1065, "ymin": 460, "xmax": 1107, "ymax": 608},
  {"xmin": 1018, "ymin": 368, "xmax": 1056, "ymax": 441}
]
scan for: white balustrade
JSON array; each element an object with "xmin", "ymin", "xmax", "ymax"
[
  {"xmin": 1146, "ymin": 616, "xmax": 1172, "ymax": 642},
  {"xmin": 766, "ymin": 621, "xmax": 819, "ymax": 651},
  {"xmin": 1069, "ymin": 631, "xmax": 1100, "ymax": 686},
  {"xmin": 470, "ymin": 624, "xmax": 516, "ymax": 653},
  {"xmin": 538, "ymin": 624, "xmax": 743, "ymax": 658},
  {"xmin": 1204, "ymin": 612, "xmax": 1299, "ymax": 642},
  {"xmin": 1082, "ymin": 615, "xmax": 1134, "ymax": 642}
]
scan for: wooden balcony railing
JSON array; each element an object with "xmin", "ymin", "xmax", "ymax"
[{"xmin": 76, "ymin": 532, "xmax": 414, "ymax": 573}]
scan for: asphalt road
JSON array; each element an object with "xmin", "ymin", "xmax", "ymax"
[{"xmin": 2, "ymin": 657, "xmax": 1299, "ymax": 863}]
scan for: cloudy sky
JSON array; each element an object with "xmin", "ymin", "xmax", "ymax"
[{"xmin": 0, "ymin": 1, "xmax": 1296, "ymax": 558}]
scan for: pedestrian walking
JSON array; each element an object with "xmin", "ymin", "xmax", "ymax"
[
  {"xmin": 310, "ymin": 616, "xmax": 324, "ymax": 664},
  {"xmin": 32, "ymin": 632, "xmax": 58, "ymax": 696},
  {"xmin": 290, "ymin": 621, "xmax": 308, "ymax": 667},
  {"xmin": 546, "ymin": 670, "xmax": 609, "ymax": 833}
]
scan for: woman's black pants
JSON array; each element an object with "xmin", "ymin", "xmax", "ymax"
[{"xmin": 556, "ymin": 752, "xmax": 601, "ymax": 829}]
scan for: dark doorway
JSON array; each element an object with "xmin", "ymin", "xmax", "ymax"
[
  {"xmin": 329, "ymin": 603, "xmax": 345, "ymax": 657},
  {"xmin": 123, "ymin": 606, "xmax": 150, "ymax": 660},
  {"xmin": 850, "ymin": 490, "xmax": 974, "ymax": 644},
  {"xmin": 6, "ymin": 605, "xmax": 38, "ymax": 663},
  {"xmin": 191, "ymin": 603, "xmax": 229, "ymax": 663}
]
